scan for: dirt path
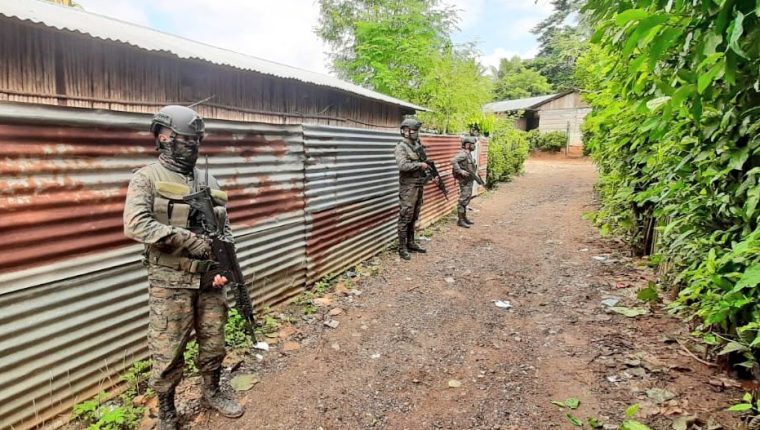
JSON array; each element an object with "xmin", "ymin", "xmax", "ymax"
[{"xmin": 195, "ymin": 157, "xmax": 743, "ymax": 430}]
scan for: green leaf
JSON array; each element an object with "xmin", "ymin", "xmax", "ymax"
[
  {"xmin": 735, "ymin": 265, "xmax": 760, "ymax": 290},
  {"xmin": 625, "ymin": 404, "xmax": 640, "ymax": 418},
  {"xmin": 566, "ymin": 413, "xmax": 584, "ymax": 427},
  {"xmin": 728, "ymin": 147, "xmax": 750, "ymax": 171},
  {"xmin": 620, "ymin": 420, "xmax": 652, "ymax": 430},
  {"xmin": 615, "ymin": 9, "xmax": 649, "ymax": 26},
  {"xmin": 743, "ymin": 392, "xmax": 753, "ymax": 402},
  {"xmin": 565, "ymin": 397, "xmax": 581, "ymax": 409},
  {"xmin": 726, "ymin": 403, "xmax": 753, "ymax": 412},
  {"xmin": 623, "ymin": 15, "xmax": 669, "ymax": 57},
  {"xmin": 719, "ymin": 341, "xmax": 749, "ymax": 355},
  {"xmin": 671, "ymin": 85, "xmax": 694, "ymax": 106},
  {"xmin": 551, "ymin": 400, "xmax": 567, "ymax": 408},
  {"xmin": 646, "ymin": 96, "xmax": 671, "ymax": 111},
  {"xmin": 637, "ymin": 286, "xmax": 660, "ymax": 302},
  {"xmin": 727, "ymin": 12, "xmax": 748, "ymax": 58},
  {"xmin": 587, "ymin": 417, "xmax": 603, "ymax": 428},
  {"xmin": 698, "ymin": 60, "xmax": 725, "ymax": 94}
]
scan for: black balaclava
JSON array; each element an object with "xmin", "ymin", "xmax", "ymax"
[{"xmin": 158, "ymin": 136, "xmax": 199, "ymax": 175}]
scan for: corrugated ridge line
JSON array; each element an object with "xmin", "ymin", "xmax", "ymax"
[
  {"xmin": 0, "ymin": 211, "xmax": 307, "ymax": 430},
  {"xmin": 0, "ymin": 106, "xmax": 309, "ymax": 430},
  {"xmin": 303, "ymin": 125, "xmax": 399, "ymax": 283},
  {"xmin": 418, "ymin": 135, "xmax": 461, "ymax": 228}
]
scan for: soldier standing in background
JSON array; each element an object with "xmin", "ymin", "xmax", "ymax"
[
  {"xmin": 395, "ymin": 118, "xmax": 430, "ymax": 260},
  {"xmin": 123, "ymin": 105, "xmax": 244, "ymax": 430},
  {"xmin": 452, "ymin": 135, "xmax": 479, "ymax": 228}
]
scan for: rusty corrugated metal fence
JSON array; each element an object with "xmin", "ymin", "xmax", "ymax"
[{"xmin": 0, "ymin": 103, "xmax": 486, "ymax": 430}]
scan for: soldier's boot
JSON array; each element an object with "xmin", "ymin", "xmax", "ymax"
[
  {"xmin": 457, "ymin": 212, "xmax": 470, "ymax": 228},
  {"xmin": 407, "ymin": 229, "xmax": 426, "ymax": 253},
  {"xmin": 398, "ymin": 232, "xmax": 411, "ymax": 260},
  {"xmin": 157, "ymin": 391, "xmax": 179, "ymax": 430},
  {"xmin": 464, "ymin": 209, "xmax": 475, "ymax": 225},
  {"xmin": 201, "ymin": 370, "xmax": 244, "ymax": 418}
]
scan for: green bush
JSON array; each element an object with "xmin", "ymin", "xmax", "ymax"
[
  {"xmin": 527, "ymin": 130, "xmax": 567, "ymax": 152},
  {"xmin": 581, "ymin": 0, "xmax": 760, "ymax": 361},
  {"xmin": 486, "ymin": 118, "xmax": 529, "ymax": 186}
]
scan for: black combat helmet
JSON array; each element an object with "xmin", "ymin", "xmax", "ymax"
[
  {"xmin": 400, "ymin": 118, "xmax": 422, "ymax": 131},
  {"xmin": 150, "ymin": 105, "xmax": 206, "ymax": 138},
  {"xmin": 461, "ymin": 135, "xmax": 478, "ymax": 148}
]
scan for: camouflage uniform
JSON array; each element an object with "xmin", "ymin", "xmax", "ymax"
[
  {"xmin": 451, "ymin": 148, "xmax": 475, "ymax": 216},
  {"xmin": 395, "ymin": 137, "xmax": 426, "ymax": 256},
  {"xmin": 124, "ymin": 162, "xmax": 233, "ymax": 394},
  {"xmin": 123, "ymin": 105, "xmax": 243, "ymax": 430}
]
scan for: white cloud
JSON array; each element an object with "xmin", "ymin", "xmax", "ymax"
[{"xmin": 76, "ymin": 0, "xmax": 332, "ymax": 75}]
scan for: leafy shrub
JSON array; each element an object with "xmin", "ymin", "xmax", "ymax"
[
  {"xmin": 225, "ymin": 309, "xmax": 253, "ymax": 350},
  {"xmin": 527, "ymin": 130, "xmax": 567, "ymax": 152},
  {"xmin": 486, "ymin": 118, "xmax": 529, "ymax": 186},
  {"xmin": 581, "ymin": 0, "xmax": 760, "ymax": 361}
]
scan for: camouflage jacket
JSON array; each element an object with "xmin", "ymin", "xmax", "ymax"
[
  {"xmin": 123, "ymin": 162, "xmax": 233, "ymax": 288},
  {"xmin": 395, "ymin": 138, "xmax": 425, "ymax": 185},
  {"xmin": 451, "ymin": 149, "xmax": 476, "ymax": 182}
]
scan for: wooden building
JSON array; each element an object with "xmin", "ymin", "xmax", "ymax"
[
  {"xmin": 0, "ymin": 0, "xmax": 424, "ymax": 129},
  {"xmin": 483, "ymin": 91, "xmax": 591, "ymax": 152}
]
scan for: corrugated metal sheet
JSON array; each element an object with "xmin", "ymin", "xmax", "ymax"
[
  {"xmin": 0, "ymin": 0, "xmax": 426, "ymax": 112},
  {"xmin": 473, "ymin": 137, "xmax": 488, "ymax": 196},
  {"xmin": 303, "ymin": 125, "xmax": 399, "ymax": 283},
  {"xmin": 0, "ymin": 103, "xmax": 308, "ymax": 429},
  {"xmin": 483, "ymin": 93, "xmax": 560, "ymax": 113},
  {"xmin": 0, "ymin": 102, "xmax": 481, "ymax": 430},
  {"xmin": 417, "ymin": 135, "xmax": 462, "ymax": 229}
]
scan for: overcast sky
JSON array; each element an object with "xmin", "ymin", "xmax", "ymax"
[{"xmin": 75, "ymin": 0, "xmax": 554, "ymax": 75}]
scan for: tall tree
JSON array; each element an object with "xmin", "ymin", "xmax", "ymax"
[
  {"xmin": 492, "ymin": 56, "xmax": 553, "ymax": 101},
  {"xmin": 316, "ymin": 0, "xmax": 458, "ymax": 100},
  {"xmin": 528, "ymin": 0, "xmax": 587, "ymax": 91},
  {"xmin": 418, "ymin": 47, "xmax": 492, "ymax": 133},
  {"xmin": 316, "ymin": 0, "xmax": 491, "ymax": 134}
]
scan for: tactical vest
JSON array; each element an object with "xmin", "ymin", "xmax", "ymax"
[
  {"xmin": 453, "ymin": 149, "xmax": 476, "ymax": 181},
  {"xmin": 397, "ymin": 140, "xmax": 425, "ymax": 181},
  {"xmin": 142, "ymin": 163, "xmax": 228, "ymax": 274}
]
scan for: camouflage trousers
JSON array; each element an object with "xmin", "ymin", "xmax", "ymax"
[
  {"xmin": 398, "ymin": 182, "xmax": 424, "ymax": 236},
  {"xmin": 457, "ymin": 180, "xmax": 473, "ymax": 214},
  {"xmin": 147, "ymin": 282, "xmax": 227, "ymax": 393}
]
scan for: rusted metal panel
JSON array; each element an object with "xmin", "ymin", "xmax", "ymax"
[
  {"xmin": 417, "ymin": 134, "xmax": 462, "ymax": 229},
  {"xmin": 303, "ymin": 125, "xmax": 399, "ymax": 283},
  {"xmin": 474, "ymin": 137, "xmax": 489, "ymax": 196},
  {"xmin": 0, "ymin": 103, "xmax": 308, "ymax": 430}
]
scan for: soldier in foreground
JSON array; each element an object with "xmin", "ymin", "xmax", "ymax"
[
  {"xmin": 123, "ymin": 105, "xmax": 244, "ymax": 430},
  {"xmin": 395, "ymin": 118, "xmax": 430, "ymax": 260},
  {"xmin": 452, "ymin": 135, "xmax": 482, "ymax": 228}
]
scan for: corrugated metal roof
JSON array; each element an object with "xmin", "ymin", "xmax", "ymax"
[
  {"xmin": 482, "ymin": 93, "xmax": 561, "ymax": 113},
  {"xmin": 0, "ymin": 0, "xmax": 427, "ymax": 112}
]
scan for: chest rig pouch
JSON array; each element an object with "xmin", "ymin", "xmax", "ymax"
[{"xmin": 149, "ymin": 181, "xmax": 229, "ymax": 274}]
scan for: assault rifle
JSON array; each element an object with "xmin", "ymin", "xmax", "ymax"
[
  {"xmin": 183, "ymin": 163, "xmax": 259, "ymax": 344},
  {"xmin": 464, "ymin": 163, "xmax": 485, "ymax": 186},
  {"xmin": 413, "ymin": 142, "xmax": 449, "ymax": 200}
]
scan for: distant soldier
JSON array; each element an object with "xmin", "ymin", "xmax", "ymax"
[
  {"xmin": 123, "ymin": 105, "xmax": 244, "ymax": 430},
  {"xmin": 395, "ymin": 118, "xmax": 430, "ymax": 260},
  {"xmin": 452, "ymin": 135, "xmax": 479, "ymax": 228}
]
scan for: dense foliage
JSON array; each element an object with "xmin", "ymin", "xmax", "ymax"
[
  {"xmin": 528, "ymin": 0, "xmax": 587, "ymax": 91},
  {"xmin": 316, "ymin": 0, "xmax": 490, "ymax": 133},
  {"xmin": 492, "ymin": 57, "xmax": 553, "ymax": 101},
  {"xmin": 527, "ymin": 130, "xmax": 568, "ymax": 152},
  {"xmin": 486, "ymin": 118, "xmax": 530, "ymax": 186},
  {"xmin": 581, "ymin": 0, "xmax": 760, "ymax": 359}
]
